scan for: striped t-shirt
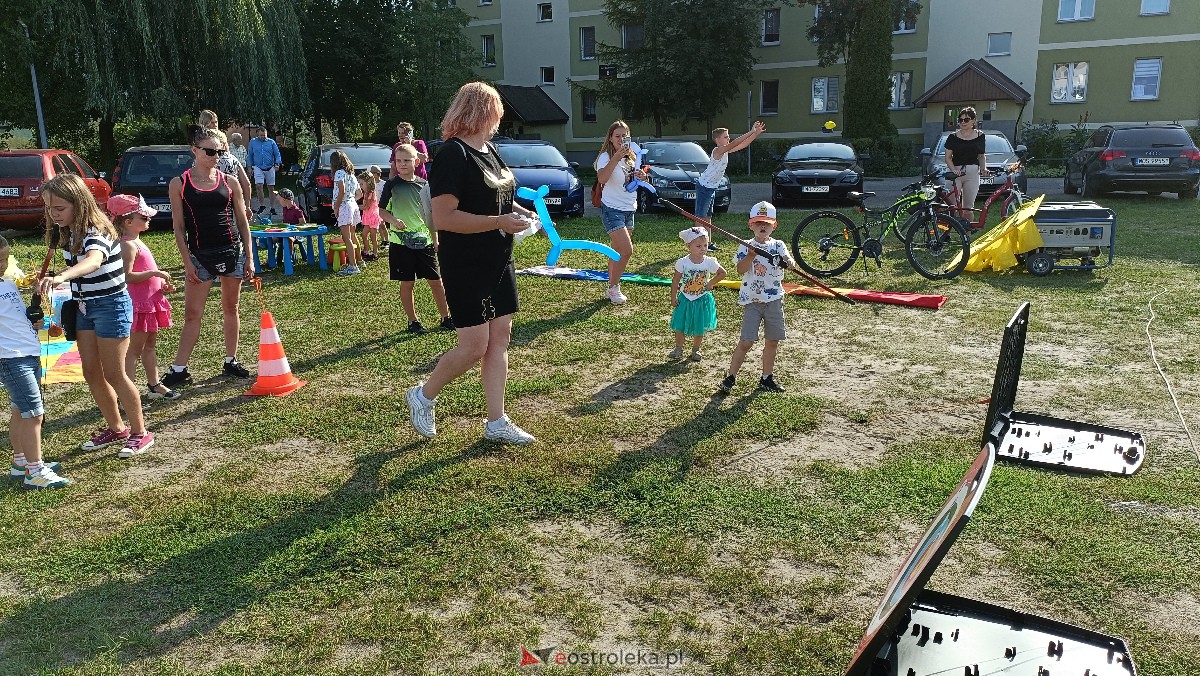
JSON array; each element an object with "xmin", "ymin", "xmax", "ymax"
[{"xmin": 63, "ymin": 230, "xmax": 126, "ymax": 300}]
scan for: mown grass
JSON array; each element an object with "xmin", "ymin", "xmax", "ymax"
[{"xmin": 1, "ymin": 192, "xmax": 1198, "ymax": 674}]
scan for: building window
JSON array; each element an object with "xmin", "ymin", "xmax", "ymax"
[
  {"xmin": 537, "ymin": 3, "xmax": 553, "ymax": 22},
  {"xmin": 811, "ymin": 76, "xmax": 839, "ymax": 113},
  {"xmin": 889, "ymin": 71, "xmax": 912, "ymax": 109},
  {"xmin": 1131, "ymin": 57, "xmax": 1162, "ymax": 100},
  {"xmin": 580, "ymin": 26, "xmax": 596, "ymax": 60},
  {"xmin": 541, "ymin": 66, "xmax": 555, "ymax": 85},
  {"xmin": 582, "ymin": 91, "xmax": 597, "ymax": 122},
  {"xmin": 1140, "ymin": 0, "xmax": 1169, "ymax": 14},
  {"xmin": 1051, "ymin": 61, "xmax": 1088, "ymax": 102},
  {"xmin": 893, "ymin": 16, "xmax": 917, "ymax": 33},
  {"xmin": 623, "ymin": 24, "xmax": 644, "ymax": 50},
  {"xmin": 1058, "ymin": 0, "xmax": 1095, "ymax": 21},
  {"xmin": 481, "ymin": 34, "xmax": 496, "ymax": 67},
  {"xmin": 762, "ymin": 9, "xmax": 781, "ymax": 45},
  {"xmin": 987, "ymin": 32, "xmax": 1012, "ymax": 56},
  {"xmin": 760, "ymin": 80, "xmax": 779, "ymax": 115}
]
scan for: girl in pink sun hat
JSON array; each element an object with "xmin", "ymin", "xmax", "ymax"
[{"xmin": 110, "ymin": 193, "xmax": 180, "ymax": 402}]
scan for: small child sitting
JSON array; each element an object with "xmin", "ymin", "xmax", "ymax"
[
  {"xmin": 272, "ymin": 188, "xmax": 306, "ymax": 265},
  {"xmin": 720, "ymin": 201, "xmax": 793, "ymax": 394}
]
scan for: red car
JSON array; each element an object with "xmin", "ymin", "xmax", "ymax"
[{"xmin": 0, "ymin": 149, "xmax": 112, "ymax": 230}]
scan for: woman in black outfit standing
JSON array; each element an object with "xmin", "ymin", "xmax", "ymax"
[
  {"xmin": 162, "ymin": 127, "xmax": 256, "ymax": 388},
  {"xmin": 943, "ymin": 106, "xmax": 991, "ymax": 218},
  {"xmin": 403, "ymin": 82, "xmax": 540, "ymax": 446}
]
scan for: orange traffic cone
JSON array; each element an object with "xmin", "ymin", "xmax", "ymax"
[{"xmin": 245, "ymin": 311, "xmax": 306, "ymax": 397}]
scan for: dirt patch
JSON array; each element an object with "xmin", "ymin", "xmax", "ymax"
[
  {"xmin": 1140, "ymin": 591, "xmax": 1200, "ymax": 639},
  {"xmin": 119, "ymin": 413, "xmax": 242, "ymax": 492}
]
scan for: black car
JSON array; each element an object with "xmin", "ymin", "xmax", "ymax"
[
  {"xmin": 1065, "ymin": 124, "xmax": 1199, "ymax": 199},
  {"xmin": 771, "ymin": 142, "xmax": 866, "ymax": 204},
  {"xmin": 111, "ymin": 145, "xmax": 195, "ymax": 229},
  {"xmin": 920, "ymin": 130, "xmax": 1028, "ymax": 198},
  {"xmin": 297, "ymin": 143, "xmax": 394, "ymax": 225},
  {"xmin": 495, "ymin": 140, "xmax": 585, "ymax": 217},
  {"xmin": 635, "ymin": 141, "xmax": 731, "ymax": 214}
]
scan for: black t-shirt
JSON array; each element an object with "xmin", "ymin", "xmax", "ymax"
[
  {"xmin": 944, "ymin": 133, "xmax": 986, "ymax": 169},
  {"xmin": 428, "ymin": 137, "xmax": 516, "ymax": 255}
]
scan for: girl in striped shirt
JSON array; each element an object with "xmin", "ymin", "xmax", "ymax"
[{"xmin": 37, "ymin": 175, "xmax": 154, "ymax": 458}]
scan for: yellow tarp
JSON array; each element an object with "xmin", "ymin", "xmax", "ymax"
[{"xmin": 957, "ymin": 195, "xmax": 1047, "ymax": 272}]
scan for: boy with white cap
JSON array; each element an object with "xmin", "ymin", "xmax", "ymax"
[{"xmin": 720, "ymin": 201, "xmax": 792, "ymax": 393}]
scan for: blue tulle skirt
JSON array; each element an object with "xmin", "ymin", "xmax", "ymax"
[{"xmin": 669, "ymin": 292, "xmax": 717, "ymax": 336}]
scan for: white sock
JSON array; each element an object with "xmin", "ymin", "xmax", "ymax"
[
  {"xmin": 486, "ymin": 415, "xmax": 509, "ymax": 430},
  {"xmin": 417, "ymin": 388, "xmax": 435, "ymax": 406},
  {"xmin": 225, "ymin": 356, "xmax": 236, "ymax": 364},
  {"xmin": 12, "ymin": 453, "xmax": 26, "ymax": 468},
  {"xmin": 171, "ymin": 364, "xmax": 187, "ymax": 372}
]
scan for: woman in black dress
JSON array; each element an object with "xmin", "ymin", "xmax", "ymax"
[
  {"xmin": 944, "ymin": 106, "xmax": 991, "ymax": 218},
  {"xmin": 403, "ymin": 82, "xmax": 540, "ymax": 445}
]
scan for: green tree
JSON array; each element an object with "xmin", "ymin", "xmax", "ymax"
[
  {"xmin": 805, "ymin": 0, "xmax": 920, "ymax": 139},
  {"xmin": 0, "ymin": 0, "xmax": 309, "ymax": 169},
  {"xmin": 585, "ymin": 0, "xmax": 790, "ymax": 138}
]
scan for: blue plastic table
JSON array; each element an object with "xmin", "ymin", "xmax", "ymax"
[{"xmin": 250, "ymin": 226, "xmax": 328, "ymax": 275}]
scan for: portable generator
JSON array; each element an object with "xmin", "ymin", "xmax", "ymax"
[{"xmin": 1022, "ymin": 201, "xmax": 1116, "ymax": 276}]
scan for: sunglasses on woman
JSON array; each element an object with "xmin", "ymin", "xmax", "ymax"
[
  {"xmin": 958, "ymin": 117, "xmax": 973, "ymax": 123},
  {"xmin": 193, "ymin": 145, "xmax": 227, "ymax": 157}
]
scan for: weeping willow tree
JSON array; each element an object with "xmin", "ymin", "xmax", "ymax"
[
  {"xmin": 1, "ymin": 0, "xmax": 309, "ymax": 168},
  {"xmin": 384, "ymin": 0, "xmax": 476, "ymax": 141}
]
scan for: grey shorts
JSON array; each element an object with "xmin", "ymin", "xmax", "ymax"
[{"xmin": 740, "ymin": 299, "xmax": 786, "ymax": 342}]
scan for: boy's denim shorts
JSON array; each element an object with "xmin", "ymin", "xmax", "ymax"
[
  {"xmin": 600, "ymin": 205, "xmax": 636, "ymax": 234},
  {"xmin": 76, "ymin": 292, "xmax": 133, "ymax": 339},
  {"xmin": 0, "ymin": 355, "xmax": 44, "ymax": 418},
  {"xmin": 694, "ymin": 183, "xmax": 718, "ymax": 218}
]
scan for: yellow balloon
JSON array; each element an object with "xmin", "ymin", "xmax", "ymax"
[{"xmin": 824, "ymin": 120, "xmax": 837, "ymax": 130}]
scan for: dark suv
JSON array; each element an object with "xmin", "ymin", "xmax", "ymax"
[
  {"xmin": 111, "ymin": 145, "xmax": 195, "ymax": 228},
  {"xmin": 297, "ymin": 143, "xmax": 394, "ymax": 225},
  {"xmin": 1065, "ymin": 124, "xmax": 1199, "ymax": 199}
]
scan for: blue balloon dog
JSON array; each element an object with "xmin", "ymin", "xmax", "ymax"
[{"xmin": 516, "ymin": 185, "xmax": 620, "ymax": 265}]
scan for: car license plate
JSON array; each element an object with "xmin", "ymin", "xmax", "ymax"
[
  {"xmin": 544, "ymin": 197, "xmax": 561, "ymax": 205},
  {"xmin": 684, "ymin": 192, "xmax": 696, "ymax": 200},
  {"xmin": 1136, "ymin": 157, "xmax": 1170, "ymax": 166},
  {"xmin": 153, "ymin": 203, "xmax": 171, "ymax": 212},
  {"xmin": 0, "ymin": 187, "xmax": 18, "ymax": 198},
  {"xmin": 803, "ymin": 185, "xmax": 830, "ymax": 193}
]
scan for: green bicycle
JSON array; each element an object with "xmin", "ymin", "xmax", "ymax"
[{"xmin": 789, "ymin": 171, "xmax": 971, "ymax": 281}]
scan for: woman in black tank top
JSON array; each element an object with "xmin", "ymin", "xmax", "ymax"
[{"xmin": 164, "ymin": 128, "xmax": 256, "ymax": 386}]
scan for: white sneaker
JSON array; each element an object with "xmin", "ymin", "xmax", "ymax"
[
  {"xmin": 606, "ymin": 285, "xmax": 627, "ymax": 305},
  {"xmin": 23, "ymin": 466, "xmax": 71, "ymax": 490},
  {"xmin": 405, "ymin": 384, "xmax": 437, "ymax": 438},
  {"xmin": 483, "ymin": 415, "xmax": 536, "ymax": 445}
]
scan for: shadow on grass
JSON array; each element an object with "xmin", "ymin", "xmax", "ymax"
[
  {"xmin": 512, "ymin": 299, "xmax": 609, "ymax": 347},
  {"xmin": 567, "ymin": 361, "xmax": 690, "ymax": 416},
  {"xmin": 0, "ymin": 439, "xmax": 498, "ymax": 672},
  {"xmin": 588, "ymin": 391, "xmax": 760, "ymax": 493}
]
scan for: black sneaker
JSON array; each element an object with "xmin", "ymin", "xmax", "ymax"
[
  {"xmin": 162, "ymin": 367, "xmax": 193, "ymax": 388},
  {"xmin": 255, "ymin": 205, "xmax": 266, "ymax": 214},
  {"xmin": 707, "ymin": 242, "xmax": 720, "ymax": 252},
  {"xmin": 438, "ymin": 316, "xmax": 455, "ymax": 331},
  {"xmin": 223, "ymin": 359, "xmax": 251, "ymax": 378},
  {"xmin": 269, "ymin": 209, "xmax": 278, "ymax": 216},
  {"xmin": 758, "ymin": 374, "xmax": 785, "ymax": 393},
  {"xmin": 407, "ymin": 320, "xmax": 426, "ymax": 334},
  {"xmin": 718, "ymin": 374, "xmax": 736, "ymax": 394}
]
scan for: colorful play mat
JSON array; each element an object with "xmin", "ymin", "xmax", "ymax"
[
  {"xmin": 36, "ymin": 319, "xmax": 84, "ymax": 384},
  {"xmin": 516, "ymin": 266, "xmax": 947, "ymax": 309}
]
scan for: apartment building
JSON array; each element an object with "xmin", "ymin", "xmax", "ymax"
[{"xmin": 461, "ymin": 0, "xmax": 1200, "ymax": 161}]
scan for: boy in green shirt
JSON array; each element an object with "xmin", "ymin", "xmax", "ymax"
[{"xmin": 380, "ymin": 144, "xmax": 452, "ymax": 333}]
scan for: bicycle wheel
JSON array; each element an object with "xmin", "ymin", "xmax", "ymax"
[
  {"xmin": 1001, "ymin": 191, "xmax": 1026, "ymax": 220},
  {"xmin": 894, "ymin": 202, "xmax": 925, "ymax": 245},
  {"xmin": 905, "ymin": 213, "xmax": 970, "ymax": 280},
  {"xmin": 791, "ymin": 210, "xmax": 861, "ymax": 277}
]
